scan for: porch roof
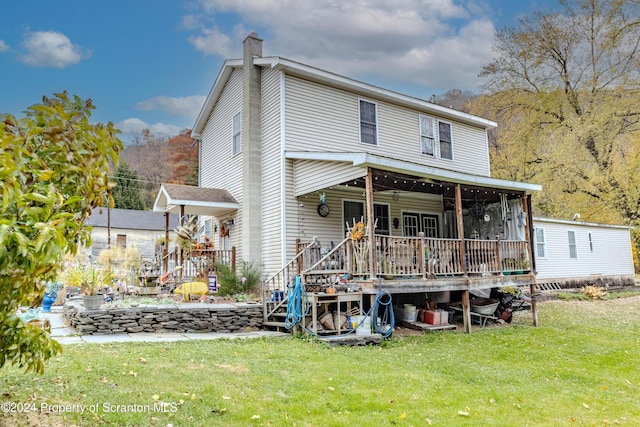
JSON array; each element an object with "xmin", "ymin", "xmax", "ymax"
[
  {"xmin": 285, "ymin": 151, "xmax": 542, "ymax": 196},
  {"xmin": 152, "ymin": 183, "xmax": 239, "ymax": 217}
]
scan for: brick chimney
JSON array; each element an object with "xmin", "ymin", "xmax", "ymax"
[{"xmin": 241, "ymin": 33, "xmax": 263, "ymax": 265}]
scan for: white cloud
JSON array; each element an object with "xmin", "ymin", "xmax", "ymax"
[
  {"xmin": 116, "ymin": 118, "xmax": 183, "ymax": 141},
  {"xmin": 135, "ymin": 95, "xmax": 206, "ymax": 122},
  {"xmin": 0, "ymin": 40, "xmax": 9, "ymax": 52},
  {"xmin": 19, "ymin": 31, "xmax": 89, "ymax": 68},
  {"xmin": 187, "ymin": 0, "xmax": 496, "ymax": 93}
]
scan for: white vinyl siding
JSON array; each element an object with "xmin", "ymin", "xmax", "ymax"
[
  {"xmin": 232, "ymin": 112, "xmax": 241, "ymax": 156},
  {"xmin": 420, "ymin": 115, "xmax": 453, "ymax": 160},
  {"xmin": 284, "ymin": 75, "xmax": 490, "ymax": 176},
  {"xmin": 359, "ymin": 99, "xmax": 377, "ymax": 145},
  {"xmin": 260, "ymin": 68, "xmax": 284, "ymax": 275},
  {"xmin": 532, "ymin": 218, "xmax": 634, "ymax": 280},
  {"xmin": 295, "ymin": 189, "xmax": 443, "ymax": 253},
  {"xmin": 199, "ymin": 68, "xmax": 244, "ymax": 256},
  {"xmin": 292, "ymin": 160, "xmax": 366, "ymax": 197}
]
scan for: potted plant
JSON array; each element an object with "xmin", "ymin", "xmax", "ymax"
[
  {"xmin": 502, "ymin": 258, "xmax": 516, "ymax": 275},
  {"xmin": 67, "ymin": 265, "xmax": 113, "ymax": 310}
]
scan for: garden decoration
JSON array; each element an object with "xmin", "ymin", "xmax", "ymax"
[{"xmin": 41, "ymin": 281, "xmax": 63, "ymax": 312}]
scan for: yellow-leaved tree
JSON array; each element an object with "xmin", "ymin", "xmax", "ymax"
[{"xmin": 0, "ymin": 92, "xmax": 122, "ymax": 373}]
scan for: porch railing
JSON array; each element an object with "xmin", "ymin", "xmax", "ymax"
[
  {"xmin": 298, "ymin": 235, "xmax": 531, "ymax": 281},
  {"xmin": 262, "ymin": 235, "xmax": 532, "ymax": 324},
  {"xmin": 263, "ymin": 239, "xmax": 324, "ymax": 321},
  {"xmin": 156, "ymin": 247, "xmax": 236, "ymax": 281}
]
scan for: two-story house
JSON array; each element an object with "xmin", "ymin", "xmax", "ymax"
[{"xmin": 154, "ymin": 33, "xmax": 543, "ymax": 332}]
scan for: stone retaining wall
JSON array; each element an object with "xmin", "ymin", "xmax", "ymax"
[{"xmin": 63, "ymin": 301, "xmax": 263, "ymax": 335}]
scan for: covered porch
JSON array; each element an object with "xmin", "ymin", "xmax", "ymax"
[
  {"xmin": 265, "ymin": 153, "xmax": 542, "ymax": 333},
  {"xmin": 152, "ymin": 183, "xmax": 239, "ymax": 282}
]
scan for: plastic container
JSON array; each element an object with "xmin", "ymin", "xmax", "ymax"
[
  {"xmin": 424, "ymin": 310, "xmax": 440, "ymax": 325},
  {"xmin": 439, "ymin": 309, "xmax": 449, "ymax": 325},
  {"xmin": 354, "ymin": 315, "xmax": 372, "ymax": 335}
]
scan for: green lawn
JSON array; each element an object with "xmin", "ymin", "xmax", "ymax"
[{"xmin": 1, "ymin": 296, "xmax": 639, "ymax": 426}]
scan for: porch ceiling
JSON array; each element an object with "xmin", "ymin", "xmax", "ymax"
[
  {"xmin": 286, "ymin": 151, "xmax": 542, "ymax": 205},
  {"xmin": 152, "ymin": 183, "xmax": 239, "ymax": 217}
]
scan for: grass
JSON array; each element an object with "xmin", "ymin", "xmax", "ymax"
[{"xmin": 2, "ymin": 297, "xmax": 640, "ymax": 426}]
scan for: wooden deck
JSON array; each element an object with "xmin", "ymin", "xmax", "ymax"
[{"xmin": 357, "ymin": 272, "xmax": 536, "ymax": 295}]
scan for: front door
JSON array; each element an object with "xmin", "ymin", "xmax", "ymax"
[{"xmin": 403, "ymin": 213, "xmax": 439, "ymax": 237}]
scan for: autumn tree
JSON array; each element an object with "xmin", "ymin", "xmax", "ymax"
[
  {"xmin": 164, "ymin": 129, "xmax": 199, "ymax": 185},
  {"xmin": 473, "ymin": 0, "xmax": 640, "ymax": 226},
  {"xmin": 112, "ymin": 162, "xmax": 145, "ymax": 210},
  {"xmin": 0, "ymin": 92, "xmax": 122, "ymax": 373},
  {"xmin": 120, "ymin": 129, "xmax": 169, "ymax": 208}
]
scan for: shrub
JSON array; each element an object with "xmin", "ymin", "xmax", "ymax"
[
  {"xmin": 215, "ymin": 261, "xmax": 262, "ymax": 297},
  {"xmin": 581, "ymin": 284, "xmax": 608, "ymax": 300}
]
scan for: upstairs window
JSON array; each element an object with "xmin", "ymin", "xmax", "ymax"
[
  {"xmin": 232, "ymin": 112, "xmax": 241, "ymax": 156},
  {"xmin": 419, "ymin": 116, "xmax": 435, "ymax": 156},
  {"xmin": 439, "ymin": 121, "xmax": 452, "ymax": 159},
  {"xmin": 420, "ymin": 115, "xmax": 453, "ymax": 160},
  {"xmin": 359, "ymin": 100, "xmax": 377, "ymax": 145}
]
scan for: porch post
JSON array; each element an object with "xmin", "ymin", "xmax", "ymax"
[
  {"xmin": 179, "ymin": 205, "xmax": 185, "ymax": 281},
  {"xmin": 522, "ymin": 195, "xmax": 535, "ymax": 272},
  {"xmin": 455, "ymin": 184, "xmax": 467, "ymax": 276},
  {"xmin": 461, "ymin": 289, "xmax": 472, "ymax": 333},
  {"xmin": 163, "ymin": 213, "xmax": 169, "ymax": 274},
  {"xmin": 365, "ymin": 168, "xmax": 376, "ymax": 279},
  {"xmin": 530, "ymin": 283, "xmax": 539, "ymax": 327}
]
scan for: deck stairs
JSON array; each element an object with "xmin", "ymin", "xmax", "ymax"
[{"xmin": 262, "ymin": 237, "xmax": 351, "ymax": 330}]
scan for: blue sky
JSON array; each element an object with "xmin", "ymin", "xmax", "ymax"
[{"xmin": 0, "ymin": 0, "xmax": 559, "ymax": 142}]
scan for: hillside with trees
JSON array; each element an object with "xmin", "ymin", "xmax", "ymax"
[
  {"xmin": 464, "ymin": 0, "xmax": 640, "ymax": 248},
  {"xmin": 117, "ymin": 129, "xmax": 198, "ymax": 209}
]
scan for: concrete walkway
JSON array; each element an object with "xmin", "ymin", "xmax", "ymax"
[{"xmin": 43, "ymin": 306, "xmax": 289, "ymax": 345}]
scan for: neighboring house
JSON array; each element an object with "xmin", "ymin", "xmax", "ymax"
[
  {"xmin": 533, "ymin": 217, "xmax": 635, "ymax": 288},
  {"xmin": 86, "ymin": 208, "xmax": 179, "ymax": 262},
  {"xmin": 153, "ymin": 33, "xmax": 544, "ymax": 331}
]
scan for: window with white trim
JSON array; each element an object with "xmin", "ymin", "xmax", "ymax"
[
  {"xmin": 588, "ymin": 232, "xmax": 593, "ymax": 252},
  {"xmin": 343, "ymin": 200, "xmax": 389, "ymax": 235},
  {"xmin": 419, "ymin": 115, "xmax": 453, "ymax": 160},
  {"xmin": 568, "ymin": 230, "xmax": 577, "ymax": 259},
  {"xmin": 359, "ymin": 100, "xmax": 377, "ymax": 145},
  {"xmin": 535, "ymin": 228, "xmax": 546, "ymax": 258},
  {"xmin": 232, "ymin": 112, "xmax": 241, "ymax": 156}
]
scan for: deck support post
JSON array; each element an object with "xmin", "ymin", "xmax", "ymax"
[
  {"xmin": 365, "ymin": 168, "xmax": 376, "ymax": 279},
  {"xmin": 461, "ymin": 289, "xmax": 472, "ymax": 333},
  {"xmin": 530, "ymin": 283, "xmax": 538, "ymax": 327}
]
